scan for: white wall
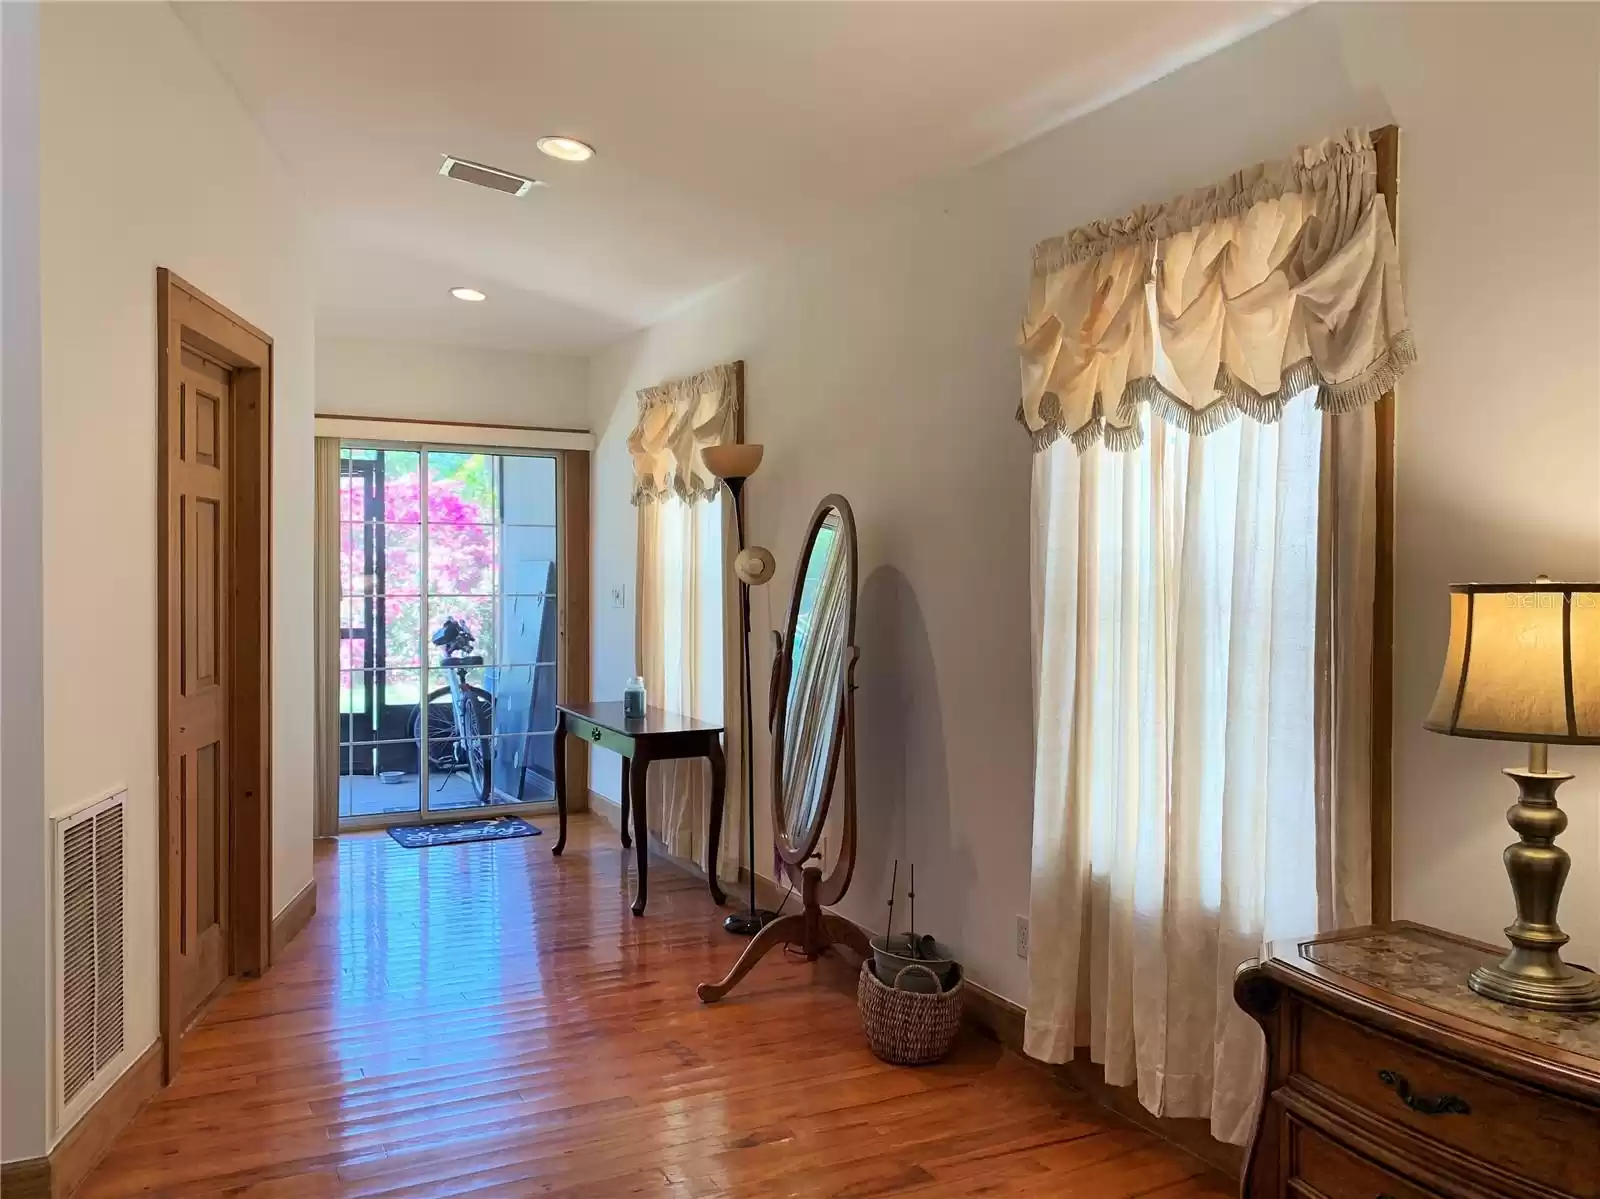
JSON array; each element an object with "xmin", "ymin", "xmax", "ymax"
[
  {"xmin": 317, "ymin": 337, "xmax": 588, "ymax": 430},
  {"xmin": 34, "ymin": 0, "xmax": 316, "ymax": 1147},
  {"xmin": 591, "ymin": 2, "xmax": 1600, "ymax": 1005},
  {"xmin": 2, "ymin": 0, "xmax": 48, "ymax": 1165}
]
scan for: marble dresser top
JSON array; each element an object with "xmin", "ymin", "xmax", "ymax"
[{"xmin": 1301, "ymin": 925, "xmax": 1600, "ymax": 1062}]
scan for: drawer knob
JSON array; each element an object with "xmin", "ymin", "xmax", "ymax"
[{"xmin": 1377, "ymin": 1069, "xmax": 1471, "ymax": 1116}]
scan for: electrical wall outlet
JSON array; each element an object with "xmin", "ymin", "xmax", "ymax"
[
  {"xmin": 610, "ymin": 583, "xmax": 627, "ymax": 609},
  {"xmin": 1016, "ymin": 915, "xmax": 1029, "ymax": 959}
]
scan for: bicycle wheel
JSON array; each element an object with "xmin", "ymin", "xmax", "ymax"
[
  {"xmin": 409, "ymin": 689, "xmax": 458, "ymax": 771},
  {"xmin": 459, "ymin": 687, "xmax": 493, "ymax": 804}
]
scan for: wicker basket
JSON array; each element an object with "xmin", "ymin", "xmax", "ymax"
[{"xmin": 857, "ymin": 960, "xmax": 963, "ymax": 1065}]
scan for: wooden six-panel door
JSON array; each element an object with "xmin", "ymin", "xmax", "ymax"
[{"xmin": 166, "ymin": 348, "xmax": 233, "ymax": 1027}]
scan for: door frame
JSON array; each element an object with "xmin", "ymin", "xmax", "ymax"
[
  {"xmin": 329, "ymin": 439, "xmax": 582, "ymax": 830},
  {"xmin": 156, "ymin": 270, "xmax": 274, "ymax": 1081}
]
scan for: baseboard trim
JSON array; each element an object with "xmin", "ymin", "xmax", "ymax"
[
  {"xmin": 1, "ymin": 1156, "xmax": 51, "ymax": 1199},
  {"xmin": 270, "ymin": 878, "xmax": 317, "ymax": 961},
  {"xmin": 31, "ymin": 1038, "xmax": 163, "ymax": 1199},
  {"xmin": 586, "ymin": 788, "xmax": 618, "ymax": 826},
  {"xmin": 951, "ymin": 980, "xmax": 1240, "ymax": 1177}
]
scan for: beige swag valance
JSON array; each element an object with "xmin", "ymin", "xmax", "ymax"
[
  {"xmin": 628, "ymin": 361, "xmax": 741, "ymax": 505},
  {"xmin": 1018, "ymin": 129, "xmax": 1414, "ymax": 453}
]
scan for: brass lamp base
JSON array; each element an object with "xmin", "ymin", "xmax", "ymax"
[
  {"xmin": 1471, "ymin": 761, "xmax": 1600, "ymax": 1013},
  {"xmin": 1469, "ymin": 960, "xmax": 1600, "ymax": 1011}
]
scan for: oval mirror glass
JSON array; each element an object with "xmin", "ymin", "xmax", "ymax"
[{"xmin": 775, "ymin": 499, "xmax": 857, "ymax": 860}]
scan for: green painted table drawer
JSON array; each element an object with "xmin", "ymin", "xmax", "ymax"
[{"xmin": 566, "ymin": 716, "xmax": 634, "ymax": 759}]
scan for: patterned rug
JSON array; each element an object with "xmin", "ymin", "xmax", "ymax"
[{"xmin": 386, "ymin": 816, "xmax": 542, "ymax": 849}]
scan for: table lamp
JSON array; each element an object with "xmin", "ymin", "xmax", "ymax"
[
  {"xmin": 700, "ymin": 442, "xmax": 778, "ymax": 936},
  {"xmin": 1425, "ymin": 577, "xmax": 1600, "ymax": 1011}
]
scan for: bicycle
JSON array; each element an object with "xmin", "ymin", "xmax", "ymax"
[{"xmin": 409, "ymin": 616, "xmax": 495, "ymax": 805}]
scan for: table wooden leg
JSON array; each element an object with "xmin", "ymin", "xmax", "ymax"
[
  {"xmin": 552, "ymin": 711, "xmax": 568, "ymax": 856},
  {"xmin": 630, "ymin": 754, "xmax": 650, "ymax": 916},
  {"xmin": 705, "ymin": 737, "xmax": 727, "ymax": 906},
  {"xmin": 619, "ymin": 756, "xmax": 633, "ymax": 849}
]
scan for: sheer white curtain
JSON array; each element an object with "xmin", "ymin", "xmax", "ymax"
[
  {"xmin": 1026, "ymin": 394, "xmax": 1357, "ymax": 1145},
  {"xmin": 628, "ymin": 361, "xmax": 746, "ymax": 886},
  {"xmin": 636, "ymin": 491, "xmax": 741, "ymax": 884},
  {"xmin": 1019, "ymin": 129, "xmax": 1401, "ymax": 1146}
]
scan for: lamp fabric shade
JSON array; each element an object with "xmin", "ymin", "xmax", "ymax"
[
  {"xmin": 1426, "ymin": 583, "xmax": 1600, "ymax": 744},
  {"xmin": 1018, "ymin": 129, "xmax": 1413, "ymax": 454},
  {"xmin": 628, "ymin": 361, "xmax": 741, "ymax": 505}
]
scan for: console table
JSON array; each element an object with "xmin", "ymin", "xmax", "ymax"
[
  {"xmin": 1235, "ymin": 921, "xmax": 1600, "ymax": 1199},
  {"xmin": 552, "ymin": 701, "xmax": 727, "ymax": 916}
]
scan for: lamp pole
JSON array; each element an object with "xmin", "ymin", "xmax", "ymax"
[{"xmin": 723, "ymin": 473, "xmax": 776, "ymax": 935}]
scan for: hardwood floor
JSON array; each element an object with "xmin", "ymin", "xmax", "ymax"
[{"xmin": 78, "ymin": 815, "xmax": 1232, "ymax": 1198}]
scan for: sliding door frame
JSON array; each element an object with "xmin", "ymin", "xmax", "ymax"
[{"xmin": 334, "ymin": 438, "xmax": 582, "ymax": 830}]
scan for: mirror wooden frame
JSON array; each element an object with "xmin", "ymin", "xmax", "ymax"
[{"xmin": 698, "ymin": 495, "xmax": 870, "ymax": 1002}]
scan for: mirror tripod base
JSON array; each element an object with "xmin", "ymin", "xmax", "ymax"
[
  {"xmin": 698, "ymin": 868, "xmax": 871, "ymax": 1002},
  {"xmin": 723, "ymin": 908, "xmax": 779, "ymax": 937}
]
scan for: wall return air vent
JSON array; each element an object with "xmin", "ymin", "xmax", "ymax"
[
  {"xmin": 53, "ymin": 788, "xmax": 128, "ymax": 1133},
  {"xmin": 438, "ymin": 155, "xmax": 542, "ymax": 197}
]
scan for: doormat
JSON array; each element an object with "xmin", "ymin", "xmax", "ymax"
[{"xmin": 386, "ymin": 816, "xmax": 542, "ymax": 849}]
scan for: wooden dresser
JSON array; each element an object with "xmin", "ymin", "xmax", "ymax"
[{"xmin": 1235, "ymin": 922, "xmax": 1600, "ymax": 1199}]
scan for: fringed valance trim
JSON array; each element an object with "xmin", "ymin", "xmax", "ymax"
[
  {"xmin": 1033, "ymin": 129, "xmax": 1374, "ymax": 276},
  {"xmin": 1019, "ymin": 330, "xmax": 1416, "ymax": 454},
  {"xmin": 630, "ymin": 477, "xmax": 724, "ymax": 507}
]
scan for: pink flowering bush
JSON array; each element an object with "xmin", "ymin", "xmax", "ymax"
[{"xmin": 339, "ymin": 454, "xmax": 497, "ymax": 708}]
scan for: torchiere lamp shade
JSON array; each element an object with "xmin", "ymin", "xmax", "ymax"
[
  {"xmin": 1425, "ymin": 581, "xmax": 1600, "ymax": 744},
  {"xmin": 701, "ymin": 443, "xmax": 764, "ymax": 482}
]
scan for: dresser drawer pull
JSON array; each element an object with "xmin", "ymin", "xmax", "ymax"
[
  {"xmin": 590, "ymin": 727, "xmax": 603, "ymax": 742},
  {"xmin": 1376, "ymin": 1069, "xmax": 1471, "ymax": 1116}
]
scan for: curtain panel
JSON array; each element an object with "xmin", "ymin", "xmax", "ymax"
[
  {"xmin": 1018, "ymin": 130, "xmax": 1413, "ymax": 453},
  {"xmin": 1021, "ymin": 129, "xmax": 1396, "ymax": 1145},
  {"xmin": 628, "ymin": 363, "xmax": 745, "ymax": 884},
  {"xmin": 312, "ymin": 437, "xmax": 343, "ymax": 838},
  {"xmin": 1025, "ymin": 399, "xmax": 1375, "ymax": 1145},
  {"xmin": 628, "ymin": 361, "xmax": 741, "ymax": 505}
]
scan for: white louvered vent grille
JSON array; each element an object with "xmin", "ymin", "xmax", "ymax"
[
  {"xmin": 54, "ymin": 790, "xmax": 127, "ymax": 1121},
  {"xmin": 438, "ymin": 154, "xmax": 540, "ymax": 197},
  {"xmin": 94, "ymin": 804, "xmax": 126, "ymax": 1070},
  {"xmin": 60, "ymin": 819, "xmax": 97, "ymax": 1102}
]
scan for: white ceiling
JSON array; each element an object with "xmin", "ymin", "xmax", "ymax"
[{"xmin": 176, "ymin": 1, "xmax": 1292, "ymax": 353}]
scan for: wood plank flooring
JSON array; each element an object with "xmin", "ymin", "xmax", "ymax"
[{"xmin": 78, "ymin": 815, "xmax": 1233, "ymax": 1198}]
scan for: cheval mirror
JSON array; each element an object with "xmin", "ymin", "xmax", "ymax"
[{"xmin": 698, "ymin": 495, "xmax": 871, "ymax": 1002}]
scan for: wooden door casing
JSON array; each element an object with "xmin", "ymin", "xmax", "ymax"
[{"xmin": 157, "ymin": 269, "xmax": 274, "ymax": 1083}]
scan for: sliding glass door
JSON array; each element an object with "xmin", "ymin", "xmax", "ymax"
[{"xmin": 338, "ymin": 442, "xmax": 562, "ymax": 827}]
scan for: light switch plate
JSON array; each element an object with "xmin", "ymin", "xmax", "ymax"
[
  {"xmin": 610, "ymin": 584, "xmax": 626, "ymax": 609},
  {"xmin": 1016, "ymin": 915, "xmax": 1029, "ymax": 959}
]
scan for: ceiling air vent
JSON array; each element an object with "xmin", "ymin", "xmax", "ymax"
[{"xmin": 438, "ymin": 155, "xmax": 542, "ymax": 197}]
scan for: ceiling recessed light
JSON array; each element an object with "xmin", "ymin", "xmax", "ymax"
[
  {"xmin": 450, "ymin": 287, "xmax": 487, "ymax": 303},
  {"xmin": 537, "ymin": 135, "xmax": 595, "ymax": 163}
]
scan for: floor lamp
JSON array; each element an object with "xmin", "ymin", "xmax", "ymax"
[{"xmin": 702, "ymin": 443, "xmax": 778, "ymax": 936}]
